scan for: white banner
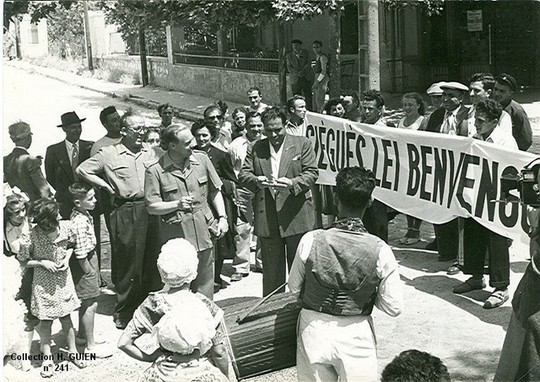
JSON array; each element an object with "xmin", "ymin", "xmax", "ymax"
[{"xmin": 305, "ymin": 112, "xmax": 539, "ymax": 243}]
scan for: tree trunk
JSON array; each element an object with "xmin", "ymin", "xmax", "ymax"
[
  {"xmin": 328, "ymin": 9, "xmax": 341, "ymax": 97},
  {"xmin": 277, "ymin": 21, "xmax": 287, "ymax": 105},
  {"xmin": 139, "ymin": 23, "xmax": 149, "ymax": 86},
  {"xmin": 83, "ymin": 1, "xmax": 93, "ymax": 71},
  {"xmin": 14, "ymin": 17, "xmax": 21, "ymax": 59}
]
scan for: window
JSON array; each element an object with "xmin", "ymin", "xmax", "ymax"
[{"xmin": 30, "ymin": 24, "xmax": 39, "ymax": 44}]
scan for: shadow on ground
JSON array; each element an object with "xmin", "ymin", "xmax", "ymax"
[
  {"xmin": 396, "ymin": 250, "xmax": 513, "ymax": 329},
  {"xmin": 449, "ymin": 348, "xmax": 501, "ymax": 381}
]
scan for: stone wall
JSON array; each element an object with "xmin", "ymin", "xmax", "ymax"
[{"xmin": 95, "ymin": 55, "xmax": 280, "ymax": 104}]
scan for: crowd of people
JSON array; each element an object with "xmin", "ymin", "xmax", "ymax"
[{"xmin": 3, "ymin": 37, "xmax": 539, "ymax": 382}]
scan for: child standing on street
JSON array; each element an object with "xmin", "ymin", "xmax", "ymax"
[
  {"xmin": 68, "ymin": 183, "xmax": 112, "ymax": 358},
  {"xmin": 4, "ymin": 192, "xmax": 36, "ymax": 372},
  {"xmin": 18, "ymin": 198, "xmax": 84, "ymax": 377}
]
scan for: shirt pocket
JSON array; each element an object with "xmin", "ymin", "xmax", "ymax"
[
  {"xmin": 198, "ymin": 176, "xmax": 209, "ymax": 199},
  {"xmin": 111, "ymin": 164, "xmax": 131, "ymax": 180},
  {"xmin": 161, "ymin": 184, "xmax": 179, "ymax": 201}
]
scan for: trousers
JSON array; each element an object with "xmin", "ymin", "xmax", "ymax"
[
  {"xmin": 110, "ymin": 200, "xmax": 160, "ymax": 320},
  {"xmin": 260, "ymin": 233, "xmax": 303, "ymax": 296},
  {"xmin": 462, "ymin": 218, "xmax": 509, "ymax": 288}
]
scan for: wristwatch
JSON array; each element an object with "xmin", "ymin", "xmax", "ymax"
[{"xmin": 218, "ymin": 215, "xmax": 227, "ymax": 220}]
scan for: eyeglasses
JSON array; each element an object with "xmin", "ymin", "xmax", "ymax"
[
  {"xmin": 127, "ymin": 126, "xmax": 145, "ymax": 134},
  {"xmin": 208, "ymin": 115, "xmax": 223, "ymax": 120},
  {"xmin": 146, "ymin": 139, "xmax": 160, "ymax": 144}
]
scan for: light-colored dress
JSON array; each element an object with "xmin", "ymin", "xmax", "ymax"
[
  {"xmin": 123, "ymin": 291, "xmax": 229, "ymax": 382},
  {"xmin": 18, "ymin": 221, "xmax": 80, "ymax": 320},
  {"xmin": 397, "ymin": 115, "xmax": 425, "ymax": 130}
]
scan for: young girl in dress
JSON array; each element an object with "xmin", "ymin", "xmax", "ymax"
[
  {"xmin": 18, "ymin": 198, "xmax": 85, "ymax": 377},
  {"xmin": 4, "ymin": 192, "xmax": 34, "ymax": 372}
]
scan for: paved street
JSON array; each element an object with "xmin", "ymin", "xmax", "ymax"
[{"xmin": 2, "ymin": 63, "xmax": 538, "ymax": 381}]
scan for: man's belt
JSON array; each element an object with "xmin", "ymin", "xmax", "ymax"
[{"xmin": 112, "ymin": 196, "xmax": 145, "ymax": 209}]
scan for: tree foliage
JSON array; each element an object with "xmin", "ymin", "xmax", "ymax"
[
  {"xmin": 3, "ymin": 0, "xmax": 75, "ymax": 31},
  {"xmin": 42, "ymin": 1, "xmax": 85, "ymax": 58}
]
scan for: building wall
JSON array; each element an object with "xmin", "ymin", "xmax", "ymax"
[
  {"xmin": 94, "ymin": 55, "xmax": 280, "ymax": 104},
  {"xmin": 16, "ymin": 15, "xmax": 48, "ymax": 58},
  {"xmin": 88, "ymin": 10, "xmax": 126, "ymax": 57}
]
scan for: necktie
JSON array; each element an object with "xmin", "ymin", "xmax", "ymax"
[
  {"xmin": 72, "ymin": 143, "xmax": 79, "ymax": 178},
  {"xmin": 441, "ymin": 112, "xmax": 456, "ymax": 135}
]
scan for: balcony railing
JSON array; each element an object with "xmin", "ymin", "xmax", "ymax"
[{"xmin": 173, "ymin": 52, "xmax": 279, "ymax": 73}]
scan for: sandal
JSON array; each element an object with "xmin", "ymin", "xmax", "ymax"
[
  {"xmin": 405, "ymin": 237, "xmax": 420, "ymax": 245},
  {"xmin": 40, "ymin": 361, "xmax": 54, "ymax": 378},
  {"xmin": 399, "ymin": 229, "xmax": 412, "ymax": 244},
  {"xmin": 68, "ymin": 353, "xmax": 87, "ymax": 369}
]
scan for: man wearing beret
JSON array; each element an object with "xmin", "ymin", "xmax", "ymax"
[
  {"xmin": 493, "ymin": 73, "xmax": 532, "ymax": 151},
  {"xmin": 4, "ymin": 122, "xmax": 52, "ymax": 201},
  {"xmin": 45, "ymin": 112, "xmax": 94, "ymax": 219},
  {"xmin": 424, "ymin": 82, "xmax": 470, "ymax": 264}
]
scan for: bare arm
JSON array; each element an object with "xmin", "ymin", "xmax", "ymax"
[
  {"xmin": 210, "ymin": 344, "xmax": 229, "ymax": 377},
  {"xmin": 117, "ymin": 329, "xmax": 162, "ymax": 362},
  {"xmin": 76, "ymin": 153, "xmax": 115, "ymax": 195}
]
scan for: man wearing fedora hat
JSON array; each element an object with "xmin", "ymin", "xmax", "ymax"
[
  {"xmin": 424, "ymin": 82, "xmax": 470, "ymax": 264},
  {"xmin": 493, "ymin": 73, "xmax": 532, "ymax": 151},
  {"xmin": 45, "ymin": 111, "xmax": 94, "ymax": 219},
  {"xmin": 4, "ymin": 121, "xmax": 52, "ymax": 202}
]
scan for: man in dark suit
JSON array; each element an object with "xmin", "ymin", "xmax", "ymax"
[
  {"xmin": 424, "ymin": 82, "xmax": 469, "ymax": 262},
  {"xmin": 424, "ymin": 82, "xmax": 470, "ymax": 136},
  {"xmin": 4, "ymin": 122, "xmax": 51, "ymax": 201},
  {"xmin": 239, "ymin": 107, "xmax": 318, "ymax": 296},
  {"xmin": 45, "ymin": 111, "xmax": 93, "ymax": 219},
  {"xmin": 284, "ymin": 39, "xmax": 313, "ymax": 110}
]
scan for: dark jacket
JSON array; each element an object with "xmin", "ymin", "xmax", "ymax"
[
  {"xmin": 4, "ymin": 147, "xmax": 51, "ymax": 202},
  {"xmin": 425, "ymin": 105, "xmax": 469, "ymax": 136},
  {"xmin": 45, "ymin": 140, "xmax": 93, "ymax": 218}
]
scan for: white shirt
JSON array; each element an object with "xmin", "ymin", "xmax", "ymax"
[
  {"xmin": 228, "ymin": 136, "xmax": 250, "ymax": 177},
  {"xmin": 398, "ymin": 116, "xmax": 425, "ymax": 130},
  {"xmin": 440, "ymin": 107, "xmax": 459, "ymax": 135},
  {"xmin": 285, "ymin": 119, "xmax": 307, "ymax": 136},
  {"xmin": 269, "ymin": 142, "xmax": 285, "ymax": 181},
  {"xmin": 248, "ymin": 102, "xmax": 269, "ymax": 114},
  {"xmin": 468, "ymin": 107, "xmax": 513, "ymax": 138},
  {"xmin": 65, "ymin": 140, "xmax": 79, "ymax": 166},
  {"xmin": 91, "ymin": 136, "xmax": 122, "ymax": 157},
  {"xmin": 483, "ymin": 127, "xmax": 519, "ymax": 150},
  {"xmin": 288, "ymin": 230, "xmax": 403, "ymax": 317}
]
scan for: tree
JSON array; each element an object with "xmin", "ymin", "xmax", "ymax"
[{"xmin": 43, "ymin": 2, "xmax": 85, "ymax": 58}]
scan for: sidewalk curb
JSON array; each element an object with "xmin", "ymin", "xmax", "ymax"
[{"xmin": 6, "ymin": 60, "xmax": 203, "ymax": 123}]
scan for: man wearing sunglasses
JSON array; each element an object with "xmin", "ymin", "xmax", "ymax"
[{"xmin": 77, "ymin": 110, "xmax": 164, "ymax": 329}]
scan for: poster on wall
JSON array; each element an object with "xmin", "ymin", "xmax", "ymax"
[{"xmin": 467, "ymin": 10, "xmax": 483, "ymax": 32}]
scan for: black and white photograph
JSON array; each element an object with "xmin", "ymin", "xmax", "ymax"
[{"xmin": 2, "ymin": 0, "xmax": 540, "ymax": 381}]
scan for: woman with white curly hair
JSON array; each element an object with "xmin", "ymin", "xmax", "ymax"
[{"xmin": 118, "ymin": 238, "xmax": 230, "ymax": 381}]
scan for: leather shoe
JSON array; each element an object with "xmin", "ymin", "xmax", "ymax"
[
  {"xmin": 483, "ymin": 289, "xmax": 509, "ymax": 309},
  {"xmin": 453, "ymin": 277, "xmax": 485, "ymax": 294}
]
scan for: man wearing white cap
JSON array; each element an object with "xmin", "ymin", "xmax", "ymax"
[
  {"xmin": 426, "ymin": 82, "xmax": 444, "ymax": 110},
  {"xmin": 424, "ymin": 82, "xmax": 470, "ymax": 264}
]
